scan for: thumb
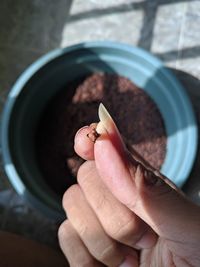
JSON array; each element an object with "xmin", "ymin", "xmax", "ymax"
[{"xmin": 94, "ymin": 104, "xmax": 199, "ymax": 241}]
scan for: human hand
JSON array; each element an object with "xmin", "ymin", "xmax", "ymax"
[{"xmin": 58, "ymin": 104, "xmax": 200, "ymax": 267}]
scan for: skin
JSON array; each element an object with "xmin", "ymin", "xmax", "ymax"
[{"xmin": 58, "ymin": 125, "xmax": 200, "ymax": 267}]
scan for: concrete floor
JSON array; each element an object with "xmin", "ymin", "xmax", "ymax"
[{"xmin": 0, "ymin": 0, "xmax": 200, "ymax": 246}]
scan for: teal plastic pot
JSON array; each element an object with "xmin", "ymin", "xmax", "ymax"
[{"xmin": 1, "ymin": 41, "xmax": 198, "ymax": 220}]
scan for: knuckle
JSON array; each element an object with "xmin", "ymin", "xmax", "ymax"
[
  {"xmin": 94, "ymin": 242, "xmax": 118, "ymax": 263},
  {"xmin": 104, "ymin": 214, "xmax": 144, "ymax": 246},
  {"xmin": 77, "ymin": 161, "xmax": 95, "ymax": 185},
  {"xmin": 112, "ymin": 217, "xmax": 136, "ymax": 237},
  {"xmin": 78, "ymin": 222, "xmax": 88, "ymax": 237},
  {"xmin": 114, "ymin": 217, "xmax": 142, "ymax": 244},
  {"xmin": 77, "ymin": 166, "xmax": 87, "ymax": 186},
  {"xmin": 95, "ymin": 191, "xmax": 107, "ymax": 211},
  {"xmin": 62, "ymin": 184, "xmax": 80, "ymax": 209},
  {"xmin": 58, "ymin": 220, "xmax": 70, "ymax": 242},
  {"xmin": 58, "ymin": 222, "xmax": 97, "ymax": 267},
  {"xmin": 77, "ymin": 163, "xmax": 86, "ymax": 182}
]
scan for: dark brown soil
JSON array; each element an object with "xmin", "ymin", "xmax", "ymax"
[{"xmin": 35, "ymin": 73, "xmax": 167, "ymax": 196}]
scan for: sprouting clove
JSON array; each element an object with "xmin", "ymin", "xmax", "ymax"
[{"xmin": 86, "ymin": 123, "xmax": 101, "ymax": 143}]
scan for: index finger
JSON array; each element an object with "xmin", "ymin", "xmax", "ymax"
[{"xmin": 74, "ymin": 125, "xmax": 95, "ymax": 160}]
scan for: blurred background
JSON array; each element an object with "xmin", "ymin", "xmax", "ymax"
[{"xmin": 0, "ymin": 0, "xmax": 200, "ymax": 248}]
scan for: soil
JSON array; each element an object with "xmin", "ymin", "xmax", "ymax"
[{"xmin": 35, "ymin": 73, "xmax": 167, "ymax": 196}]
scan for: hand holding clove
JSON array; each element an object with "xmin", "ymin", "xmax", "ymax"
[{"xmin": 59, "ymin": 103, "xmax": 200, "ymax": 267}]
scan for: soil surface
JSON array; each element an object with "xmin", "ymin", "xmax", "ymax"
[{"xmin": 35, "ymin": 73, "xmax": 167, "ymax": 196}]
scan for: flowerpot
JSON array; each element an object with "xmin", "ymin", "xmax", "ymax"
[{"xmin": 1, "ymin": 41, "xmax": 197, "ymax": 220}]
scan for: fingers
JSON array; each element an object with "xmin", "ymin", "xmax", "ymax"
[
  {"xmin": 94, "ymin": 105, "xmax": 200, "ymax": 244},
  {"xmin": 77, "ymin": 161, "xmax": 157, "ymax": 249},
  {"xmin": 58, "ymin": 220, "xmax": 104, "ymax": 267},
  {"xmin": 74, "ymin": 105, "xmax": 200, "ymax": 252},
  {"xmin": 74, "ymin": 126, "xmax": 95, "ymax": 160},
  {"xmin": 63, "ymin": 184, "xmax": 126, "ymax": 267},
  {"xmin": 71, "ymin": 125, "xmax": 154, "ymax": 267}
]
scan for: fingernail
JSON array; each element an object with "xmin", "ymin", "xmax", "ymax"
[
  {"xmin": 119, "ymin": 255, "xmax": 136, "ymax": 267},
  {"xmin": 135, "ymin": 230, "xmax": 157, "ymax": 249}
]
